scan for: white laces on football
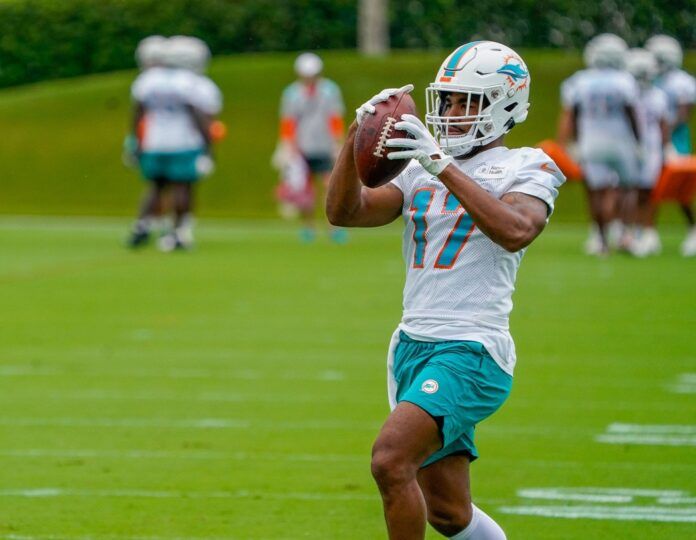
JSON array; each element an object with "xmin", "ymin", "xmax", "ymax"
[
  {"xmin": 355, "ymin": 84, "xmax": 414, "ymax": 125},
  {"xmin": 386, "ymin": 114, "xmax": 454, "ymax": 176}
]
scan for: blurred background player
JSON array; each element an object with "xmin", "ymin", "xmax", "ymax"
[
  {"xmin": 645, "ymin": 34, "xmax": 696, "ymax": 256},
  {"xmin": 276, "ymin": 52, "xmax": 346, "ymax": 243},
  {"xmin": 625, "ymin": 48, "xmax": 670, "ymax": 256},
  {"xmin": 126, "ymin": 35, "xmax": 223, "ymax": 251},
  {"xmin": 559, "ymin": 34, "xmax": 641, "ymax": 255}
]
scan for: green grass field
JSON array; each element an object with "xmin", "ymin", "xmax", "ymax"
[{"xmin": 1, "ymin": 216, "xmax": 694, "ymax": 539}]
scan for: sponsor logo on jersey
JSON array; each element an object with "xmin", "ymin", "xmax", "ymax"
[
  {"xmin": 421, "ymin": 379, "xmax": 439, "ymax": 394},
  {"xmin": 472, "ymin": 164, "xmax": 508, "ymax": 179}
]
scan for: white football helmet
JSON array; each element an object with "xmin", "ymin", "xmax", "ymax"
[
  {"xmin": 583, "ymin": 34, "xmax": 628, "ymax": 69},
  {"xmin": 294, "ymin": 52, "xmax": 323, "ymax": 78},
  {"xmin": 425, "ymin": 41, "xmax": 530, "ymax": 157},
  {"xmin": 135, "ymin": 35, "xmax": 167, "ymax": 70},
  {"xmin": 626, "ymin": 48, "xmax": 658, "ymax": 86},
  {"xmin": 645, "ymin": 34, "xmax": 683, "ymax": 72},
  {"xmin": 163, "ymin": 36, "xmax": 211, "ymax": 73}
]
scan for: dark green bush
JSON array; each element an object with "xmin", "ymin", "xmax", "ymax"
[
  {"xmin": 0, "ymin": 0, "xmax": 694, "ymax": 88},
  {"xmin": 0, "ymin": 0, "xmax": 356, "ymax": 87}
]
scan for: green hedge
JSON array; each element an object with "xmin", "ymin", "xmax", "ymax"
[
  {"xmin": 391, "ymin": 0, "xmax": 696, "ymax": 50},
  {"xmin": 0, "ymin": 0, "xmax": 695, "ymax": 88},
  {"xmin": 0, "ymin": 0, "xmax": 356, "ymax": 87}
]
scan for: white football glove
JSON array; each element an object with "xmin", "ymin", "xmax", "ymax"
[
  {"xmin": 355, "ymin": 84, "xmax": 414, "ymax": 125},
  {"xmin": 270, "ymin": 141, "xmax": 296, "ymax": 170},
  {"xmin": 386, "ymin": 114, "xmax": 454, "ymax": 176}
]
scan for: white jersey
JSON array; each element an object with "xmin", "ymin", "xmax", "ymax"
[
  {"xmin": 635, "ymin": 85, "xmax": 669, "ymax": 186},
  {"xmin": 280, "ymin": 78, "xmax": 344, "ymax": 157},
  {"xmin": 561, "ymin": 68, "xmax": 640, "ymax": 144},
  {"xmin": 655, "ymin": 68, "xmax": 696, "ymax": 120},
  {"xmin": 132, "ymin": 67, "xmax": 222, "ymax": 153},
  {"xmin": 390, "ymin": 146, "xmax": 565, "ymax": 375}
]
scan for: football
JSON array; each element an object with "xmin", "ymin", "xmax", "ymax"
[{"xmin": 354, "ymin": 91, "xmax": 418, "ymax": 188}]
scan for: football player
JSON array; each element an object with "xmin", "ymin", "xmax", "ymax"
[
  {"xmin": 559, "ymin": 34, "xmax": 641, "ymax": 255},
  {"xmin": 123, "ymin": 36, "xmax": 167, "ymax": 173},
  {"xmin": 277, "ymin": 52, "xmax": 346, "ymax": 242},
  {"xmin": 327, "ymin": 41, "xmax": 564, "ymax": 540},
  {"xmin": 625, "ymin": 48, "xmax": 670, "ymax": 256},
  {"xmin": 646, "ymin": 35, "xmax": 696, "ymax": 256},
  {"xmin": 127, "ymin": 36, "xmax": 222, "ymax": 251}
]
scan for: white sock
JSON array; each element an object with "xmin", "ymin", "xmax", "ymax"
[
  {"xmin": 448, "ymin": 504, "xmax": 506, "ymax": 540},
  {"xmin": 176, "ymin": 214, "xmax": 195, "ymax": 245}
]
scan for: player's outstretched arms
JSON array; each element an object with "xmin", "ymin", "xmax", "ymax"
[{"xmin": 326, "ymin": 121, "xmax": 403, "ymax": 228}]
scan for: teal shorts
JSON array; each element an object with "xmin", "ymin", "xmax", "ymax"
[
  {"xmin": 139, "ymin": 149, "xmax": 204, "ymax": 183},
  {"xmin": 392, "ymin": 331, "xmax": 512, "ymax": 467},
  {"xmin": 672, "ymin": 123, "xmax": 692, "ymax": 155}
]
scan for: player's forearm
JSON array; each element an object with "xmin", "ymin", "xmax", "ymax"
[
  {"xmin": 677, "ymin": 104, "xmax": 692, "ymax": 125},
  {"xmin": 132, "ymin": 104, "xmax": 144, "ymax": 135},
  {"xmin": 438, "ymin": 164, "xmax": 537, "ymax": 252},
  {"xmin": 326, "ymin": 122, "xmax": 363, "ymax": 226}
]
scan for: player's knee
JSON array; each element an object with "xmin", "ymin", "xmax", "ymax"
[
  {"xmin": 427, "ymin": 502, "xmax": 473, "ymax": 536},
  {"xmin": 370, "ymin": 445, "xmax": 415, "ymax": 489}
]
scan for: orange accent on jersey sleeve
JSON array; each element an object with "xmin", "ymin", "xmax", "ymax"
[
  {"xmin": 329, "ymin": 115, "xmax": 344, "ymax": 137},
  {"xmin": 209, "ymin": 120, "xmax": 228, "ymax": 143},
  {"xmin": 136, "ymin": 118, "xmax": 147, "ymax": 143},
  {"xmin": 652, "ymin": 156, "xmax": 696, "ymax": 204},
  {"xmin": 280, "ymin": 117, "xmax": 297, "ymax": 141},
  {"xmin": 536, "ymin": 139, "xmax": 583, "ymax": 181}
]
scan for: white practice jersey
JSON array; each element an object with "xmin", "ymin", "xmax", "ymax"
[
  {"xmin": 561, "ymin": 68, "xmax": 640, "ymax": 144},
  {"xmin": 655, "ymin": 68, "xmax": 696, "ymax": 121},
  {"xmin": 636, "ymin": 85, "xmax": 670, "ymax": 184},
  {"xmin": 281, "ymin": 78, "xmax": 344, "ymax": 157},
  {"xmin": 390, "ymin": 146, "xmax": 565, "ymax": 375},
  {"xmin": 132, "ymin": 67, "xmax": 223, "ymax": 153}
]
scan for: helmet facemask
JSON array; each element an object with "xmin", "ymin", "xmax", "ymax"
[{"xmin": 425, "ymin": 84, "xmax": 509, "ymax": 157}]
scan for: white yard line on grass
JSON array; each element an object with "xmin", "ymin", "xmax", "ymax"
[
  {"xmin": 500, "ymin": 487, "xmax": 696, "ymax": 523},
  {"xmin": 0, "ymin": 448, "xmax": 365, "ymax": 463},
  {"xmin": 0, "ymin": 487, "xmax": 378, "ymax": 502},
  {"xmin": 667, "ymin": 373, "xmax": 696, "ymax": 394},
  {"xmin": 0, "ymin": 389, "xmax": 372, "ymax": 405},
  {"xmin": 498, "ymin": 504, "xmax": 696, "ymax": 523},
  {"xmin": 517, "ymin": 488, "xmax": 686, "ymax": 503},
  {"xmin": 0, "ymin": 417, "xmax": 381, "ymax": 430},
  {"xmin": 0, "ymin": 365, "xmax": 346, "ymax": 382},
  {"xmin": 2, "ymin": 536, "xmax": 242, "ymax": 540},
  {"xmin": 596, "ymin": 423, "xmax": 696, "ymax": 447}
]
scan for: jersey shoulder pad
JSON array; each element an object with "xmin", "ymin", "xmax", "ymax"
[{"xmin": 515, "ymin": 147, "xmax": 566, "ymax": 181}]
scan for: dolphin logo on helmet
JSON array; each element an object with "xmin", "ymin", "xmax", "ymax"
[{"xmin": 496, "ymin": 63, "xmax": 528, "ymax": 81}]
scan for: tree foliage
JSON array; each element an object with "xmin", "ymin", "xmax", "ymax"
[{"xmin": 0, "ymin": 0, "xmax": 693, "ymax": 87}]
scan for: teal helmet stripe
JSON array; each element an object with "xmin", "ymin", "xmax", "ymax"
[{"xmin": 444, "ymin": 41, "xmax": 483, "ymax": 76}]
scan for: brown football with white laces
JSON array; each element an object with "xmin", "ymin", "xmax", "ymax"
[{"xmin": 353, "ymin": 92, "xmax": 418, "ymax": 188}]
